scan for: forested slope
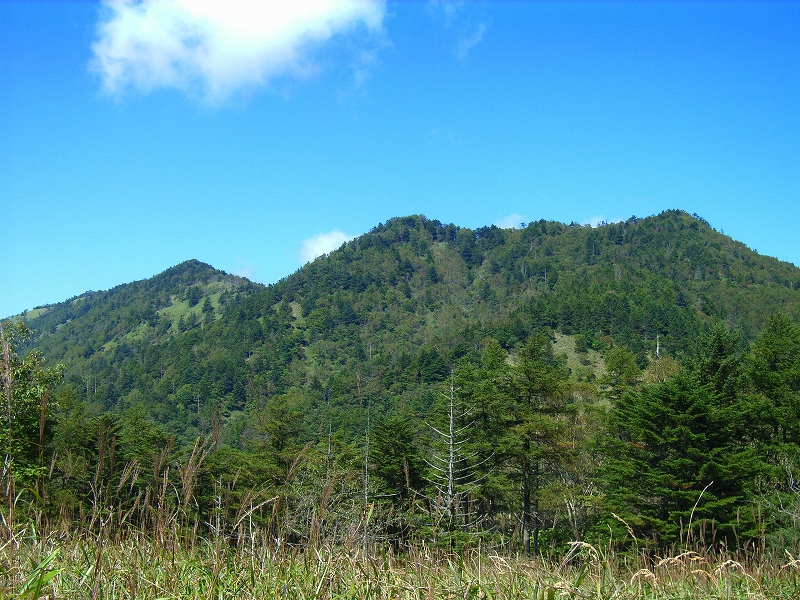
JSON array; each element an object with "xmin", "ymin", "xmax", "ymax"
[
  {"xmin": 18, "ymin": 210, "xmax": 800, "ymax": 445},
  {"xmin": 23, "ymin": 259, "xmax": 259, "ymax": 357},
  {"xmin": 8, "ymin": 209, "xmax": 800, "ymax": 552}
]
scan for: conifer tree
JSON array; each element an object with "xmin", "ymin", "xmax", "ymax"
[
  {"xmin": 693, "ymin": 323, "xmax": 746, "ymax": 400},
  {"xmin": 748, "ymin": 313, "xmax": 800, "ymax": 447},
  {"xmin": 455, "ymin": 339, "xmax": 512, "ymax": 529},
  {"xmin": 603, "ymin": 366, "xmax": 753, "ymax": 545},
  {"xmin": 371, "ymin": 413, "xmax": 424, "ymax": 501},
  {"xmin": 246, "ymin": 388, "xmax": 304, "ymax": 482},
  {"xmin": 600, "ymin": 345, "xmax": 641, "ymax": 402},
  {"xmin": 504, "ymin": 332, "xmax": 571, "ymax": 555}
]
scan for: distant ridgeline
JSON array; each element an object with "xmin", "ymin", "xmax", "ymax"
[
  {"xmin": 10, "ymin": 208, "xmax": 800, "ymax": 551},
  {"xmin": 20, "ymin": 209, "xmax": 800, "ymax": 446}
]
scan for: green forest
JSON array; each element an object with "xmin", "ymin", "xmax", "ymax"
[{"xmin": 5, "ymin": 210, "xmax": 800, "ymax": 597}]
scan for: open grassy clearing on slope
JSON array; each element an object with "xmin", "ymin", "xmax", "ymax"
[{"xmin": 553, "ymin": 333, "xmax": 606, "ymax": 383}]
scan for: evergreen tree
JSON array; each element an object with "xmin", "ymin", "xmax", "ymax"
[
  {"xmin": 744, "ymin": 314, "xmax": 800, "ymax": 541},
  {"xmin": 599, "ymin": 345, "xmax": 640, "ymax": 402},
  {"xmin": 504, "ymin": 332, "xmax": 571, "ymax": 555},
  {"xmin": 456, "ymin": 339, "xmax": 512, "ymax": 529},
  {"xmin": 245, "ymin": 388, "xmax": 304, "ymax": 483},
  {"xmin": 202, "ymin": 296, "xmax": 214, "ymax": 324},
  {"xmin": 693, "ymin": 323, "xmax": 747, "ymax": 400},
  {"xmin": 602, "ymin": 368, "xmax": 754, "ymax": 545},
  {"xmin": 371, "ymin": 412, "xmax": 424, "ymax": 501},
  {"xmin": 748, "ymin": 313, "xmax": 800, "ymax": 447}
]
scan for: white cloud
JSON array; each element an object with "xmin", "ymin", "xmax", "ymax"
[
  {"xmin": 455, "ymin": 22, "xmax": 485, "ymax": 59},
  {"xmin": 494, "ymin": 213, "xmax": 527, "ymax": 229},
  {"xmin": 585, "ymin": 215, "xmax": 623, "ymax": 228},
  {"xmin": 586, "ymin": 215, "xmax": 606, "ymax": 228},
  {"xmin": 91, "ymin": 0, "xmax": 386, "ymax": 102},
  {"xmin": 299, "ymin": 229, "xmax": 354, "ymax": 263},
  {"xmin": 232, "ymin": 266, "xmax": 254, "ymax": 279},
  {"xmin": 428, "ymin": 126, "xmax": 455, "ymax": 142},
  {"xmin": 231, "ymin": 257, "xmax": 256, "ymax": 279}
]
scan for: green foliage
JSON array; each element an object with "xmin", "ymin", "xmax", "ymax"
[
  {"xmin": 504, "ymin": 333, "xmax": 573, "ymax": 554},
  {"xmin": 185, "ymin": 285, "xmax": 203, "ymax": 307},
  {"xmin": 7, "ymin": 535, "xmax": 798, "ymax": 600},
  {"xmin": 371, "ymin": 412, "xmax": 425, "ymax": 501},
  {"xmin": 10, "ymin": 212, "xmax": 800, "ymax": 554},
  {"xmin": 244, "ymin": 388, "xmax": 305, "ymax": 480},
  {"xmin": 19, "ymin": 213, "xmax": 800, "ymax": 456},
  {"xmin": 602, "ymin": 368, "xmax": 757, "ymax": 545},
  {"xmin": 748, "ymin": 313, "xmax": 800, "ymax": 446},
  {"xmin": 0, "ymin": 320, "xmax": 63, "ymax": 487},
  {"xmin": 694, "ymin": 322, "xmax": 748, "ymax": 399},
  {"xmin": 600, "ymin": 346, "xmax": 641, "ymax": 401}
]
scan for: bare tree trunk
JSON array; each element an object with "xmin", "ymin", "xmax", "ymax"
[
  {"xmin": 522, "ymin": 442, "xmax": 531, "ymax": 555},
  {"xmin": 38, "ymin": 390, "xmax": 49, "ymax": 502},
  {"xmin": 358, "ymin": 366, "xmax": 369, "ymax": 554},
  {"xmin": 447, "ymin": 373, "xmax": 455, "ymax": 514},
  {"xmin": 533, "ymin": 459, "xmax": 539, "ymax": 557},
  {"xmin": 1, "ymin": 323, "xmax": 14, "ymax": 566}
]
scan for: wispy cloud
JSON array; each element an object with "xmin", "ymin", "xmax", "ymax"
[
  {"xmin": 455, "ymin": 22, "xmax": 486, "ymax": 59},
  {"xmin": 494, "ymin": 213, "xmax": 527, "ymax": 229},
  {"xmin": 585, "ymin": 215, "xmax": 623, "ymax": 228},
  {"xmin": 231, "ymin": 257, "xmax": 255, "ymax": 280},
  {"xmin": 586, "ymin": 215, "xmax": 605, "ymax": 228},
  {"xmin": 427, "ymin": 0, "xmax": 460, "ymax": 27},
  {"xmin": 337, "ymin": 42, "xmax": 388, "ymax": 102},
  {"xmin": 428, "ymin": 126, "xmax": 455, "ymax": 142},
  {"xmin": 427, "ymin": 3, "xmax": 486, "ymax": 60},
  {"xmin": 299, "ymin": 229, "xmax": 354, "ymax": 263},
  {"xmin": 91, "ymin": 0, "xmax": 386, "ymax": 103}
]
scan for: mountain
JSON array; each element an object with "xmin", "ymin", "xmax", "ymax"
[
  {"xmin": 18, "ymin": 210, "xmax": 800, "ymax": 445},
  {"xmin": 19, "ymin": 259, "xmax": 260, "ymax": 367}
]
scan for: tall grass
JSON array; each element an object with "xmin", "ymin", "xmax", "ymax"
[
  {"xmin": 3, "ymin": 524, "xmax": 799, "ymax": 599},
  {"xmin": 3, "ymin": 438, "xmax": 800, "ymax": 598}
]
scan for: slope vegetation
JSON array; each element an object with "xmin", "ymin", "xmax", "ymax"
[{"xmin": 20, "ymin": 210, "xmax": 800, "ymax": 444}]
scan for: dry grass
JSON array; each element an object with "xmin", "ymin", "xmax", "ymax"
[
  {"xmin": 3, "ymin": 435, "xmax": 798, "ymax": 598},
  {"xmin": 3, "ymin": 527, "xmax": 799, "ymax": 599}
]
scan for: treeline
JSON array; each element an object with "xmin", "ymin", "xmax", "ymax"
[
  {"xmin": 4, "ymin": 311, "xmax": 800, "ymax": 555},
  {"xmin": 21, "ymin": 212, "xmax": 800, "ymax": 454}
]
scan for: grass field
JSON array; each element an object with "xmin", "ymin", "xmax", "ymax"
[{"xmin": 4, "ymin": 527, "xmax": 800, "ymax": 599}]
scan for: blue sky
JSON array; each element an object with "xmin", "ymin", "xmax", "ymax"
[{"xmin": 3, "ymin": 1, "xmax": 799, "ymax": 318}]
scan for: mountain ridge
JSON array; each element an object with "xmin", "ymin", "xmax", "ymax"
[
  {"xmin": 18, "ymin": 259, "xmax": 260, "ymax": 358},
  {"xmin": 14, "ymin": 209, "xmax": 800, "ymax": 444}
]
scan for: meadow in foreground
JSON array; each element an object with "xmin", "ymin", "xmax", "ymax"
[{"xmin": 4, "ymin": 525, "xmax": 800, "ymax": 600}]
